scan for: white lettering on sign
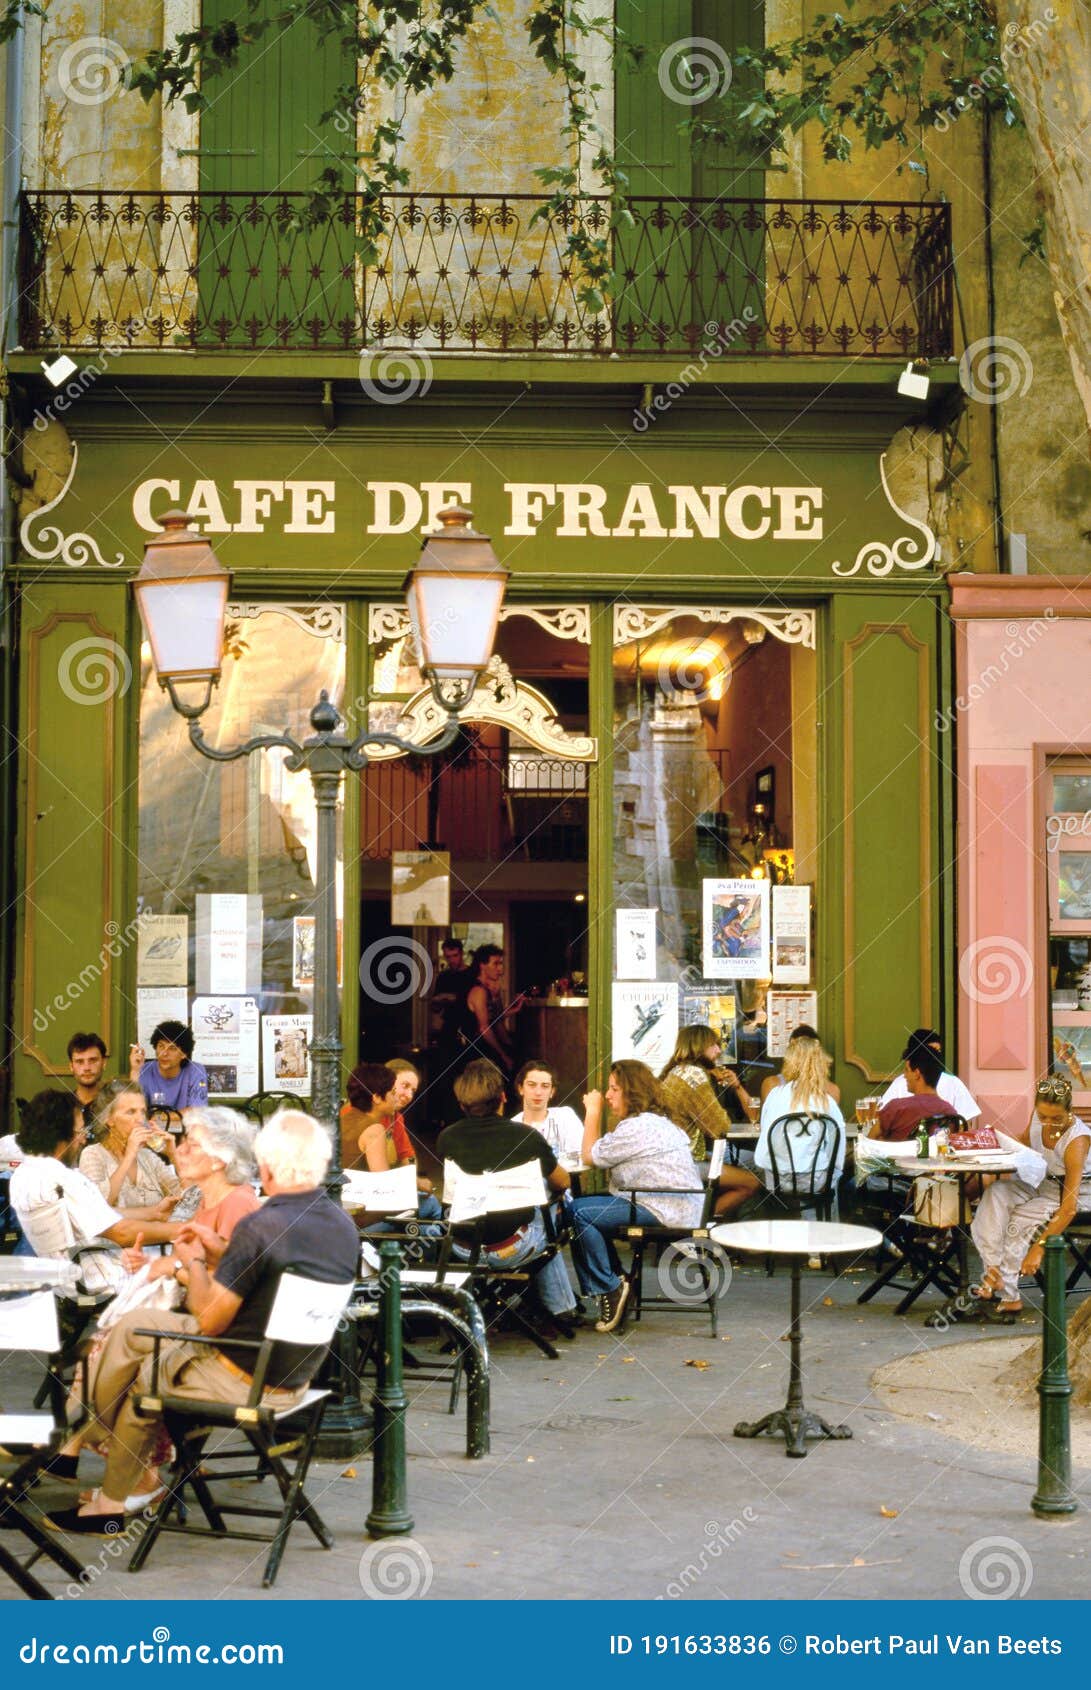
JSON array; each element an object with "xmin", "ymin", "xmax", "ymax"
[{"xmin": 130, "ymin": 477, "xmax": 826, "ymax": 541}]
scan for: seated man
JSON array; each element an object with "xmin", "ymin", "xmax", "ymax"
[
  {"xmin": 67, "ymin": 1030, "xmax": 109, "ymax": 1131},
  {"xmin": 438, "ymin": 1058, "xmax": 579, "ymax": 1333},
  {"xmin": 45, "ymin": 1109, "xmax": 359, "ymax": 1535},
  {"xmin": 10, "ymin": 1089, "xmax": 179, "ymax": 1294},
  {"xmin": 878, "ymin": 1027, "xmax": 979, "ymax": 1119},
  {"xmin": 875, "ymin": 1040, "xmax": 962, "ymax": 1142}
]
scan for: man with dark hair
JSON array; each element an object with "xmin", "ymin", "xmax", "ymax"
[
  {"xmin": 878, "ymin": 1026, "xmax": 980, "ymax": 1120},
  {"xmin": 438, "ymin": 1059, "xmax": 579, "ymax": 1332},
  {"xmin": 10, "ymin": 1090, "xmax": 179, "ymax": 1291},
  {"xmin": 875, "ymin": 1041, "xmax": 962, "ymax": 1142},
  {"xmin": 129, "ymin": 1019, "xmax": 209, "ymax": 1111},
  {"xmin": 428, "ymin": 936, "xmax": 472, "ymax": 1126},
  {"xmin": 66, "ymin": 1031, "xmax": 108, "ymax": 1128}
]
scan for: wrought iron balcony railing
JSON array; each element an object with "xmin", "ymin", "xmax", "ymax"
[{"xmin": 18, "ymin": 190, "xmax": 952, "ymax": 359}]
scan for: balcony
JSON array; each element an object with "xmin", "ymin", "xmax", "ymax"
[{"xmin": 19, "ymin": 190, "xmax": 952, "ymax": 360}]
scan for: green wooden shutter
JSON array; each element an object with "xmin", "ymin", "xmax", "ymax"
[
  {"xmin": 614, "ymin": 0, "xmax": 764, "ymax": 349},
  {"xmin": 197, "ymin": 0, "xmax": 358, "ymax": 345}
]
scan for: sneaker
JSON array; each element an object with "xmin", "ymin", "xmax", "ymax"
[{"xmin": 595, "ymin": 1280, "xmax": 631, "ymax": 1333}]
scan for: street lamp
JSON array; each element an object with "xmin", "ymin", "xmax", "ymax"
[{"xmin": 133, "ymin": 503, "xmax": 508, "ymax": 1486}]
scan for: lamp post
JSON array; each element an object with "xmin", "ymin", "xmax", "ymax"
[{"xmin": 133, "ymin": 504, "xmax": 508, "ymax": 1461}]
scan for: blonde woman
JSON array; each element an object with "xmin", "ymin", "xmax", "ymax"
[
  {"xmin": 755, "ymin": 1034, "xmax": 845, "ymax": 1193},
  {"xmin": 79, "ymin": 1079, "xmax": 180, "ymax": 1220},
  {"xmin": 659, "ymin": 1025, "xmax": 761, "ymax": 1217}
]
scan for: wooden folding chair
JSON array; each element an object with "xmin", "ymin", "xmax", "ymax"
[
  {"xmin": 127, "ymin": 1271, "xmax": 355, "ymax": 1588},
  {"xmin": 616, "ymin": 1140, "xmax": 728, "ymax": 1336},
  {"xmin": 0, "ymin": 1288, "xmax": 88, "ymax": 1600},
  {"xmin": 445, "ymin": 1158, "xmax": 567, "ymax": 1359}
]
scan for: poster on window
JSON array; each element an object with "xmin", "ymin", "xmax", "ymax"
[
  {"xmin": 767, "ymin": 990, "xmax": 819, "ymax": 1057},
  {"xmin": 615, "ymin": 908, "xmax": 656, "ymax": 980},
  {"xmin": 136, "ymin": 913, "xmax": 189, "ymax": 987},
  {"xmin": 771, "ymin": 884, "xmax": 811, "ymax": 984},
  {"xmin": 701, "ymin": 878, "xmax": 770, "ymax": 979},
  {"xmin": 135, "ymin": 987, "xmax": 189, "ymax": 1056},
  {"xmin": 390, "ymin": 851, "xmax": 451, "ymax": 927},
  {"xmin": 196, "ymin": 894, "xmax": 262, "ymax": 995},
  {"xmin": 291, "ymin": 916, "xmax": 343, "ymax": 989},
  {"xmin": 262, "ymin": 1014, "xmax": 313, "ymax": 1096},
  {"xmin": 611, "ymin": 983, "xmax": 678, "ymax": 1071},
  {"xmin": 192, "ymin": 996, "xmax": 260, "ymax": 1098},
  {"xmin": 681, "ymin": 991, "xmax": 737, "ymax": 1061}
]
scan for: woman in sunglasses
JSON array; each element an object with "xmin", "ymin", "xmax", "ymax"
[{"xmin": 970, "ymin": 1075, "xmax": 1091, "ymax": 1320}]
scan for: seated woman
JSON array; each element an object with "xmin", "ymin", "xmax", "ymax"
[
  {"xmin": 570, "ymin": 1061, "xmax": 703, "ymax": 1333},
  {"xmin": 759, "ymin": 1024, "xmax": 841, "ymax": 1105},
  {"xmin": 341, "ymin": 1062, "xmax": 441, "ymax": 1225},
  {"xmin": 970, "ymin": 1074, "xmax": 1091, "ymax": 1319},
  {"xmin": 80, "ymin": 1080, "xmax": 181, "ymax": 1222},
  {"xmin": 755, "ymin": 1034, "xmax": 846, "ymax": 1197},
  {"xmin": 511, "ymin": 1060, "xmax": 584, "ymax": 1159},
  {"xmin": 129, "ymin": 1019, "xmax": 209, "ymax": 1113},
  {"xmin": 658, "ymin": 1026, "xmax": 762, "ymax": 1218}
]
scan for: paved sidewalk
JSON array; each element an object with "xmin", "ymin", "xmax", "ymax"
[{"xmin": 6, "ymin": 1262, "xmax": 1086, "ymax": 1602}]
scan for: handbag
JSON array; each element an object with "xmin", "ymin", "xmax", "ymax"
[
  {"xmin": 948, "ymin": 1127, "xmax": 999, "ymax": 1151},
  {"xmin": 912, "ymin": 1174, "xmax": 961, "ymax": 1228}
]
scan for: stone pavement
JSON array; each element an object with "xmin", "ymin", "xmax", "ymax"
[{"xmin": 6, "ymin": 1262, "xmax": 1087, "ymax": 1603}]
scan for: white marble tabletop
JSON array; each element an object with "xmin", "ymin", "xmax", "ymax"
[{"xmin": 710, "ymin": 1219, "xmax": 883, "ymax": 1256}]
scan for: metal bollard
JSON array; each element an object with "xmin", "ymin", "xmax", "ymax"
[
  {"xmin": 1031, "ymin": 1236, "xmax": 1077, "ymax": 1518},
  {"xmin": 366, "ymin": 1240, "xmax": 414, "ymax": 1538}
]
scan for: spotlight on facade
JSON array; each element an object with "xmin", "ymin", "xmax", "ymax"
[{"xmin": 897, "ymin": 360, "xmax": 930, "ymax": 400}]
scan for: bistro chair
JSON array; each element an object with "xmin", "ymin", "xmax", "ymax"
[
  {"xmin": 126, "ymin": 1270, "xmax": 355, "ymax": 1589},
  {"xmin": 0, "ymin": 1285, "xmax": 89, "ymax": 1600},
  {"xmin": 614, "ymin": 1140, "xmax": 729, "ymax": 1337},
  {"xmin": 852, "ymin": 1132, "xmax": 962, "ymax": 1314},
  {"xmin": 238, "ymin": 1090, "xmax": 302, "ymax": 1124},
  {"xmin": 344, "ymin": 1164, "xmax": 471, "ymax": 1414},
  {"xmin": 443, "ymin": 1158, "xmax": 568, "ymax": 1360},
  {"xmin": 1032, "ymin": 1207, "xmax": 1091, "ymax": 1296},
  {"xmin": 763, "ymin": 1114, "xmax": 844, "ymax": 1221}
]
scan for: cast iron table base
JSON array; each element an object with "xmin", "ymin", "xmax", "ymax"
[{"xmin": 733, "ymin": 1260, "xmax": 851, "ymax": 1458}]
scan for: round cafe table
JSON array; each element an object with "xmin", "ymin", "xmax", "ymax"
[{"xmin": 710, "ymin": 1218, "xmax": 882, "ymax": 1458}]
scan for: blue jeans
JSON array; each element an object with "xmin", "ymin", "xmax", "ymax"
[
  {"xmin": 453, "ymin": 1211, "xmax": 576, "ymax": 1315},
  {"xmin": 570, "ymin": 1194, "xmax": 658, "ymax": 1296}
]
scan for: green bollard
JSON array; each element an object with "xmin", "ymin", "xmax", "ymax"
[
  {"xmin": 366, "ymin": 1240, "xmax": 414, "ymax": 1538},
  {"xmin": 1031, "ymin": 1236, "xmax": 1077, "ymax": 1518}
]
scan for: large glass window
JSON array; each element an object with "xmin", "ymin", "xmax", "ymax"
[
  {"xmin": 1047, "ymin": 760, "xmax": 1091, "ymax": 1102},
  {"xmin": 612, "ymin": 608, "xmax": 816, "ymax": 1089},
  {"xmin": 137, "ymin": 603, "xmax": 345, "ymax": 1098}
]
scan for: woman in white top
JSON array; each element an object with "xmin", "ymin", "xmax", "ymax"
[
  {"xmin": 79, "ymin": 1080, "xmax": 180, "ymax": 1219},
  {"xmin": 511, "ymin": 1060, "xmax": 584, "ymax": 1159},
  {"xmin": 570, "ymin": 1060, "xmax": 703, "ymax": 1333},
  {"xmin": 756, "ymin": 1035, "xmax": 846, "ymax": 1194},
  {"xmin": 971, "ymin": 1074, "xmax": 1091, "ymax": 1318}
]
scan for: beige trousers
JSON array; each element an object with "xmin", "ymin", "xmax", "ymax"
[{"xmin": 83, "ymin": 1308, "xmax": 303, "ymax": 1502}]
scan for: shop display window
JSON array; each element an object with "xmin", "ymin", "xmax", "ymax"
[
  {"xmin": 136, "ymin": 603, "xmax": 345, "ymax": 1097},
  {"xmin": 1047, "ymin": 760, "xmax": 1091, "ymax": 1101}
]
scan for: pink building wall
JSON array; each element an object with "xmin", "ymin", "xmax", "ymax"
[{"xmin": 950, "ymin": 573, "xmax": 1091, "ymax": 1132}]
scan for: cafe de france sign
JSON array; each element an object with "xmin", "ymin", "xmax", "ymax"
[{"xmin": 20, "ymin": 441, "xmax": 937, "ymax": 582}]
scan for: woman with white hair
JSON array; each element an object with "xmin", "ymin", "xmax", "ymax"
[{"xmin": 120, "ymin": 1106, "xmax": 260, "ymax": 1275}]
